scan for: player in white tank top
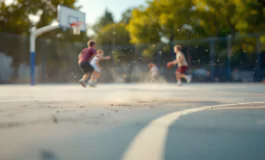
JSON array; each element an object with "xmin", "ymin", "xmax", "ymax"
[
  {"xmin": 90, "ymin": 56, "xmax": 100, "ymax": 72},
  {"xmin": 89, "ymin": 49, "xmax": 111, "ymax": 85}
]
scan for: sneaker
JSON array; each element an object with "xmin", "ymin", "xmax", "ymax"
[
  {"xmin": 177, "ymin": 82, "xmax": 183, "ymax": 86},
  {"xmin": 88, "ymin": 81, "xmax": 96, "ymax": 88},
  {"xmin": 186, "ymin": 75, "xmax": 192, "ymax": 83},
  {"xmin": 79, "ymin": 79, "xmax": 86, "ymax": 88}
]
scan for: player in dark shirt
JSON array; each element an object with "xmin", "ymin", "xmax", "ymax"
[{"xmin": 78, "ymin": 40, "xmax": 110, "ymax": 87}]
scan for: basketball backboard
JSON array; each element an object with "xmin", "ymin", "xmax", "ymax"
[{"xmin": 58, "ymin": 5, "xmax": 86, "ymax": 31}]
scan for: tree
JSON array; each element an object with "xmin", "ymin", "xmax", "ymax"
[
  {"xmin": 192, "ymin": 0, "xmax": 265, "ymax": 37},
  {"xmin": 126, "ymin": 8, "xmax": 161, "ymax": 44},
  {"xmin": 127, "ymin": 0, "xmax": 196, "ymax": 44},
  {"xmin": 93, "ymin": 9, "xmax": 114, "ymax": 34},
  {"xmin": 0, "ymin": 2, "xmax": 30, "ymax": 34},
  {"xmin": 95, "ymin": 22, "xmax": 135, "ymax": 64},
  {"xmin": 127, "ymin": 0, "xmax": 265, "ymax": 61},
  {"xmin": 0, "ymin": 0, "xmax": 78, "ymax": 35},
  {"xmin": 236, "ymin": 0, "xmax": 265, "ymax": 33},
  {"xmin": 93, "ymin": 8, "xmax": 135, "ymax": 64},
  {"xmin": 96, "ymin": 23, "xmax": 130, "ymax": 45},
  {"xmin": 0, "ymin": 0, "xmax": 83, "ymax": 80},
  {"xmin": 128, "ymin": 0, "xmax": 265, "ymax": 40},
  {"xmin": 120, "ymin": 8, "xmax": 133, "ymax": 24},
  {"xmin": 127, "ymin": 0, "xmax": 195, "ymax": 60}
]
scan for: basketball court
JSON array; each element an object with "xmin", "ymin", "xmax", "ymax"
[
  {"xmin": 1, "ymin": 3, "xmax": 265, "ymax": 160},
  {"xmin": 0, "ymin": 83, "xmax": 265, "ymax": 160}
]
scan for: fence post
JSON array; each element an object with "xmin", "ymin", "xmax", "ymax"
[
  {"xmin": 170, "ymin": 41, "xmax": 175, "ymax": 60},
  {"xmin": 0, "ymin": 53, "xmax": 2, "ymax": 82},
  {"xmin": 41, "ymin": 50, "xmax": 46, "ymax": 82},
  {"xmin": 227, "ymin": 35, "xmax": 232, "ymax": 80},
  {"xmin": 256, "ymin": 35, "xmax": 261, "ymax": 71},
  {"xmin": 210, "ymin": 40, "xmax": 215, "ymax": 81}
]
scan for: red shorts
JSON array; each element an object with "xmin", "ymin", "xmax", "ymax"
[{"xmin": 176, "ymin": 66, "xmax": 188, "ymax": 74}]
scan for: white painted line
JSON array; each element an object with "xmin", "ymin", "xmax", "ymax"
[
  {"xmin": 122, "ymin": 102, "xmax": 265, "ymax": 160},
  {"xmin": 215, "ymin": 106, "xmax": 265, "ymax": 110}
]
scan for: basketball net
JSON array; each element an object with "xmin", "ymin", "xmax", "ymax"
[{"xmin": 70, "ymin": 22, "xmax": 83, "ymax": 35}]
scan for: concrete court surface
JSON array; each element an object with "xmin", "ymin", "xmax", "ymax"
[{"xmin": 0, "ymin": 83, "xmax": 265, "ymax": 160}]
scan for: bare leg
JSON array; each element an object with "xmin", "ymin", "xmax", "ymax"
[
  {"xmin": 89, "ymin": 71, "xmax": 96, "ymax": 83},
  {"xmin": 176, "ymin": 72, "xmax": 182, "ymax": 85},
  {"xmin": 177, "ymin": 73, "xmax": 191, "ymax": 84},
  {"xmin": 95, "ymin": 72, "xmax": 101, "ymax": 82},
  {"xmin": 91, "ymin": 72, "xmax": 100, "ymax": 83},
  {"xmin": 89, "ymin": 71, "xmax": 101, "ymax": 87},
  {"xmin": 82, "ymin": 73, "xmax": 90, "ymax": 81},
  {"xmin": 79, "ymin": 73, "xmax": 90, "ymax": 87},
  {"xmin": 179, "ymin": 73, "xmax": 187, "ymax": 79}
]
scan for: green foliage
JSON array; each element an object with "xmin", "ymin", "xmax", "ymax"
[
  {"xmin": 237, "ymin": 0, "xmax": 265, "ymax": 33},
  {"xmin": 0, "ymin": 0, "xmax": 78, "ymax": 35},
  {"xmin": 127, "ymin": 8, "xmax": 161, "ymax": 44},
  {"xmin": 100, "ymin": 24, "xmax": 135, "ymax": 64},
  {"xmin": 94, "ymin": 11, "xmax": 133, "ymax": 64},
  {"xmin": 120, "ymin": 8, "xmax": 133, "ymax": 24},
  {"xmin": 128, "ymin": 0, "xmax": 265, "ymax": 42},
  {"xmin": 126, "ymin": 0, "xmax": 265, "ymax": 59},
  {"xmin": 0, "ymin": 0, "xmax": 88, "ymax": 40},
  {"xmin": 96, "ymin": 23, "xmax": 130, "ymax": 45},
  {"xmin": 93, "ymin": 9, "xmax": 114, "ymax": 34},
  {"xmin": 112, "ymin": 47, "xmax": 136, "ymax": 64},
  {"xmin": 0, "ymin": 0, "xmax": 85, "ymax": 80},
  {"xmin": 0, "ymin": 2, "xmax": 30, "ymax": 34}
]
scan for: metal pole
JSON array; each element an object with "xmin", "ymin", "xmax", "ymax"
[
  {"xmin": 210, "ymin": 40, "xmax": 215, "ymax": 81},
  {"xmin": 256, "ymin": 35, "xmax": 261, "ymax": 71},
  {"xmin": 30, "ymin": 27, "xmax": 36, "ymax": 85},
  {"xmin": 0, "ymin": 53, "xmax": 2, "ymax": 82},
  {"xmin": 170, "ymin": 42, "xmax": 175, "ymax": 60},
  {"xmin": 227, "ymin": 35, "xmax": 232, "ymax": 79},
  {"xmin": 29, "ymin": 23, "xmax": 59, "ymax": 85}
]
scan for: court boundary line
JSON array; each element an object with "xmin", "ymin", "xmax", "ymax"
[{"xmin": 122, "ymin": 101, "xmax": 265, "ymax": 160}]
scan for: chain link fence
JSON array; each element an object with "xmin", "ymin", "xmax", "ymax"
[{"xmin": 0, "ymin": 32, "xmax": 265, "ymax": 84}]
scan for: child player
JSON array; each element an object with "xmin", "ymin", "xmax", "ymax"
[
  {"xmin": 167, "ymin": 44, "xmax": 191, "ymax": 86},
  {"xmin": 89, "ymin": 49, "xmax": 110, "ymax": 85},
  {"xmin": 148, "ymin": 62, "xmax": 159, "ymax": 82},
  {"xmin": 78, "ymin": 40, "xmax": 110, "ymax": 88}
]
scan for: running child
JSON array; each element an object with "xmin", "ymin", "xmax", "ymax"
[
  {"xmin": 148, "ymin": 62, "xmax": 159, "ymax": 82},
  {"xmin": 78, "ymin": 40, "xmax": 97, "ymax": 87},
  {"xmin": 89, "ymin": 49, "xmax": 110, "ymax": 84},
  {"xmin": 78, "ymin": 40, "xmax": 110, "ymax": 87},
  {"xmin": 167, "ymin": 44, "xmax": 191, "ymax": 85}
]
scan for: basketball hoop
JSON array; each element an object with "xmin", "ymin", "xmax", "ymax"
[{"xmin": 70, "ymin": 22, "xmax": 83, "ymax": 35}]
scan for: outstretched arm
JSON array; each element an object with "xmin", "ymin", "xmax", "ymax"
[{"xmin": 96, "ymin": 55, "xmax": 111, "ymax": 60}]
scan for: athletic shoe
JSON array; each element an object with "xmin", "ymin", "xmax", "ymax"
[
  {"xmin": 79, "ymin": 79, "xmax": 86, "ymax": 88},
  {"xmin": 186, "ymin": 75, "xmax": 192, "ymax": 83},
  {"xmin": 177, "ymin": 82, "xmax": 183, "ymax": 86},
  {"xmin": 88, "ymin": 81, "xmax": 96, "ymax": 88}
]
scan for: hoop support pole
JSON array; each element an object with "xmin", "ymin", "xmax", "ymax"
[{"xmin": 29, "ymin": 23, "xmax": 59, "ymax": 86}]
